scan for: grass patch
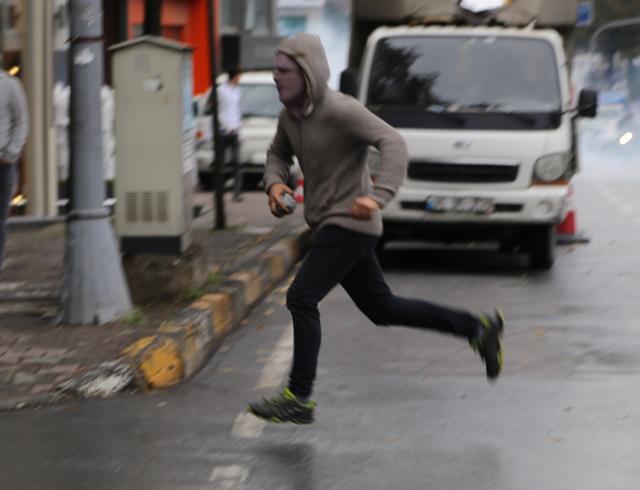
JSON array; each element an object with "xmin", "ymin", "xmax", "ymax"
[
  {"xmin": 121, "ymin": 308, "xmax": 146, "ymax": 325},
  {"xmin": 179, "ymin": 286, "xmax": 206, "ymax": 303},
  {"xmin": 212, "ymin": 224, "xmax": 246, "ymax": 233},
  {"xmin": 207, "ymin": 271, "xmax": 223, "ymax": 287}
]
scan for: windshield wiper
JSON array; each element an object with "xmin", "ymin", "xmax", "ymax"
[
  {"xmin": 493, "ymin": 110, "xmax": 538, "ymax": 126},
  {"xmin": 458, "ymin": 103, "xmax": 538, "ymax": 126},
  {"xmin": 424, "ymin": 108, "xmax": 465, "ymax": 125},
  {"xmin": 368, "ymin": 104, "xmax": 465, "ymax": 125}
]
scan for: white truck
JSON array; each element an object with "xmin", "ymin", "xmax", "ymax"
[{"xmin": 340, "ymin": 0, "xmax": 598, "ymax": 269}]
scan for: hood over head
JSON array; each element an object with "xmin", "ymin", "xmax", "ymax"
[{"xmin": 276, "ymin": 33, "xmax": 331, "ymax": 113}]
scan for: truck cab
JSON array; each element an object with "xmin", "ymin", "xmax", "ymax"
[{"xmin": 342, "ymin": 0, "xmax": 598, "ymax": 269}]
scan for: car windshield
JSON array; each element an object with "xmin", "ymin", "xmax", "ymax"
[
  {"xmin": 239, "ymin": 83, "xmax": 282, "ymax": 119},
  {"xmin": 367, "ymin": 36, "xmax": 562, "ymax": 114},
  {"xmin": 204, "ymin": 83, "xmax": 282, "ymax": 119}
]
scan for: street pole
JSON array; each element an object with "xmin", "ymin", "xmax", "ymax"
[
  {"xmin": 589, "ymin": 17, "xmax": 640, "ymax": 53},
  {"xmin": 144, "ymin": 0, "xmax": 162, "ymax": 36},
  {"xmin": 62, "ymin": 0, "xmax": 132, "ymax": 324},
  {"xmin": 207, "ymin": 0, "xmax": 226, "ymax": 229}
]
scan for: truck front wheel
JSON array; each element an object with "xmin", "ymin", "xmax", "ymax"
[{"xmin": 527, "ymin": 225, "xmax": 555, "ymax": 270}]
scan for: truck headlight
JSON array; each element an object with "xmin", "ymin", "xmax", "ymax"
[{"xmin": 534, "ymin": 153, "xmax": 568, "ymax": 182}]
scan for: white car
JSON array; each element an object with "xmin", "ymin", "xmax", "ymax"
[{"xmin": 194, "ymin": 71, "xmax": 298, "ymax": 190}]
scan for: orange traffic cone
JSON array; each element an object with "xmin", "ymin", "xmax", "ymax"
[
  {"xmin": 294, "ymin": 177, "xmax": 304, "ymax": 204},
  {"xmin": 556, "ymin": 185, "xmax": 589, "ymax": 244}
]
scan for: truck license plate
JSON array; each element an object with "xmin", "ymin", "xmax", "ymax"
[{"xmin": 425, "ymin": 196, "xmax": 494, "ymax": 215}]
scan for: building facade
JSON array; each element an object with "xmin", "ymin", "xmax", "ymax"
[{"xmin": 0, "ymin": 0, "xmax": 278, "ymax": 217}]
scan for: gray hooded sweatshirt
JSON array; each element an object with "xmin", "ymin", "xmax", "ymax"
[
  {"xmin": 0, "ymin": 70, "xmax": 29, "ymax": 165},
  {"xmin": 263, "ymin": 33, "xmax": 408, "ymax": 237}
]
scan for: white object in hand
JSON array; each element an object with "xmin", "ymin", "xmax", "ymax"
[{"xmin": 281, "ymin": 193, "xmax": 296, "ymax": 213}]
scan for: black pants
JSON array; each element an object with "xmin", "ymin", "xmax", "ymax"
[
  {"xmin": 286, "ymin": 225, "xmax": 480, "ymax": 398},
  {"xmin": 221, "ymin": 133, "xmax": 242, "ymax": 199},
  {"xmin": 0, "ymin": 164, "xmax": 15, "ymax": 269}
]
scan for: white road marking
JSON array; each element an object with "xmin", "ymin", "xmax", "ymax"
[
  {"xmin": 256, "ymin": 324, "xmax": 293, "ymax": 390},
  {"xmin": 231, "ymin": 411, "xmax": 266, "ymax": 439},
  {"xmin": 209, "ymin": 464, "xmax": 250, "ymax": 489},
  {"xmin": 231, "ymin": 324, "xmax": 293, "ymax": 439}
]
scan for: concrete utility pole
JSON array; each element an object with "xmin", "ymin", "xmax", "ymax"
[
  {"xmin": 62, "ymin": 0, "xmax": 132, "ymax": 324},
  {"xmin": 24, "ymin": 0, "xmax": 57, "ymax": 217},
  {"xmin": 207, "ymin": 0, "xmax": 226, "ymax": 229}
]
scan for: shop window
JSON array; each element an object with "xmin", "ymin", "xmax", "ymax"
[
  {"xmin": 278, "ymin": 16, "xmax": 307, "ymax": 36},
  {"xmin": 245, "ymin": 0, "xmax": 272, "ymax": 34},
  {"xmin": 162, "ymin": 25, "xmax": 185, "ymax": 42},
  {"xmin": 221, "ymin": 0, "xmax": 243, "ymax": 31}
]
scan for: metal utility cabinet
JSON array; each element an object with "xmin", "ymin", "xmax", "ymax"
[{"xmin": 111, "ymin": 36, "xmax": 195, "ymax": 254}]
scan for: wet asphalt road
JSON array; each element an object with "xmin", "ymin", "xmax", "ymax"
[{"xmin": 1, "ymin": 150, "xmax": 640, "ymax": 489}]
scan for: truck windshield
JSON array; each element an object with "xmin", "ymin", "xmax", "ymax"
[{"xmin": 367, "ymin": 36, "xmax": 562, "ymax": 130}]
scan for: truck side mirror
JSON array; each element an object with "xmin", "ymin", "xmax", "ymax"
[
  {"xmin": 577, "ymin": 89, "xmax": 598, "ymax": 118},
  {"xmin": 340, "ymin": 68, "xmax": 358, "ymax": 97}
]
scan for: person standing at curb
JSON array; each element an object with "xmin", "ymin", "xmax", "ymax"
[
  {"xmin": 0, "ymin": 69, "xmax": 29, "ymax": 271},
  {"xmin": 248, "ymin": 33, "xmax": 504, "ymax": 425},
  {"xmin": 216, "ymin": 67, "xmax": 244, "ymax": 202}
]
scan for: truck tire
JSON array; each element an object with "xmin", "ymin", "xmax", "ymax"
[{"xmin": 528, "ymin": 225, "xmax": 555, "ymax": 270}]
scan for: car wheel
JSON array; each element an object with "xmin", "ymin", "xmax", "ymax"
[{"xmin": 528, "ymin": 225, "xmax": 555, "ymax": 270}]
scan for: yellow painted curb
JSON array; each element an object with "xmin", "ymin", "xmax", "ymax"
[
  {"xmin": 265, "ymin": 253, "xmax": 287, "ymax": 282},
  {"xmin": 122, "ymin": 335, "xmax": 184, "ymax": 389},
  {"xmin": 279, "ymin": 237, "xmax": 300, "ymax": 260},
  {"xmin": 193, "ymin": 293, "xmax": 234, "ymax": 337},
  {"xmin": 122, "ymin": 336, "xmax": 156, "ymax": 357},
  {"xmin": 158, "ymin": 322, "xmax": 205, "ymax": 378},
  {"xmin": 117, "ymin": 227, "xmax": 311, "ymax": 392},
  {"xmin": 230, "ymin": 271, "xmax": 263, "ymax": 306}
]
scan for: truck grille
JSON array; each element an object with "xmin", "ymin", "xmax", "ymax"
[
  {"xmin": 408, "ymin": 161, "xmax": 519, "ymax": 183},
  {"xmin": 401, "ymin": 201, "xmax": 523, "ymax": 213}
]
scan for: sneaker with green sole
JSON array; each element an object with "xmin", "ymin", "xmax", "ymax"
[
  {"xmin": 247, "ymin": 388, "xmax": 316, "ymax": 424},
  {"xmin": 471, "ymin": 309, "xmax": 505, "ymax": 380}
]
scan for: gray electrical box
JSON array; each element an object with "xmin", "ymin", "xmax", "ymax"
[{"xmin": 111, "ymin": 36, "xmax": 195, "ymax": 255}]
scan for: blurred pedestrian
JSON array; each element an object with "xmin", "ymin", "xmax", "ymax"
[
  {"xmin": 217, "ymin": 67, "xmax": 243, "ymax": 202},
  {"xmin": 53, "ymin": 81, "xmax": 70, "ymax": 184},
  {"xmin": 0, "ymin": 69, "xmax": 29, "ymax": 270},
  {"xmin": 247, "ymin": 33, "xmax": 504, "ymax": 425}
]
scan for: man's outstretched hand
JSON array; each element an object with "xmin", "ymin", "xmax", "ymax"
[
  {"xmin": 268, "ymin": 183, "xmax": 295, "ymax": 218},
  {"xmin": 350, "ymin": 196, "xmax": 380, "ymax": 220}
]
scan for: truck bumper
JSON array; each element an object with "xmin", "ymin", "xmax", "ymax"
[{"xmin": 382, "ymin": 185, "xmax": 570, "ymax": 239}]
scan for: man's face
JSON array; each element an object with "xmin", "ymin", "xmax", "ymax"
[{"xmin": 273, "ymin": 53, "xmax": 306, "ymax": 107}]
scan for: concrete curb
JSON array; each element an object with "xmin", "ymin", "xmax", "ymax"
[
  {"xmin": 117, "ymin": 225, "xmax": 311, "ymax": 391},
  {"xmin": 0, "ymin": 225, "xmax": 310, "ymax": 411}
]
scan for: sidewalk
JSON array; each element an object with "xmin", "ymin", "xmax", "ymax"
[{"xmin": 0, "ymin": 191, "xmax": 308, "ymax": 410}]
